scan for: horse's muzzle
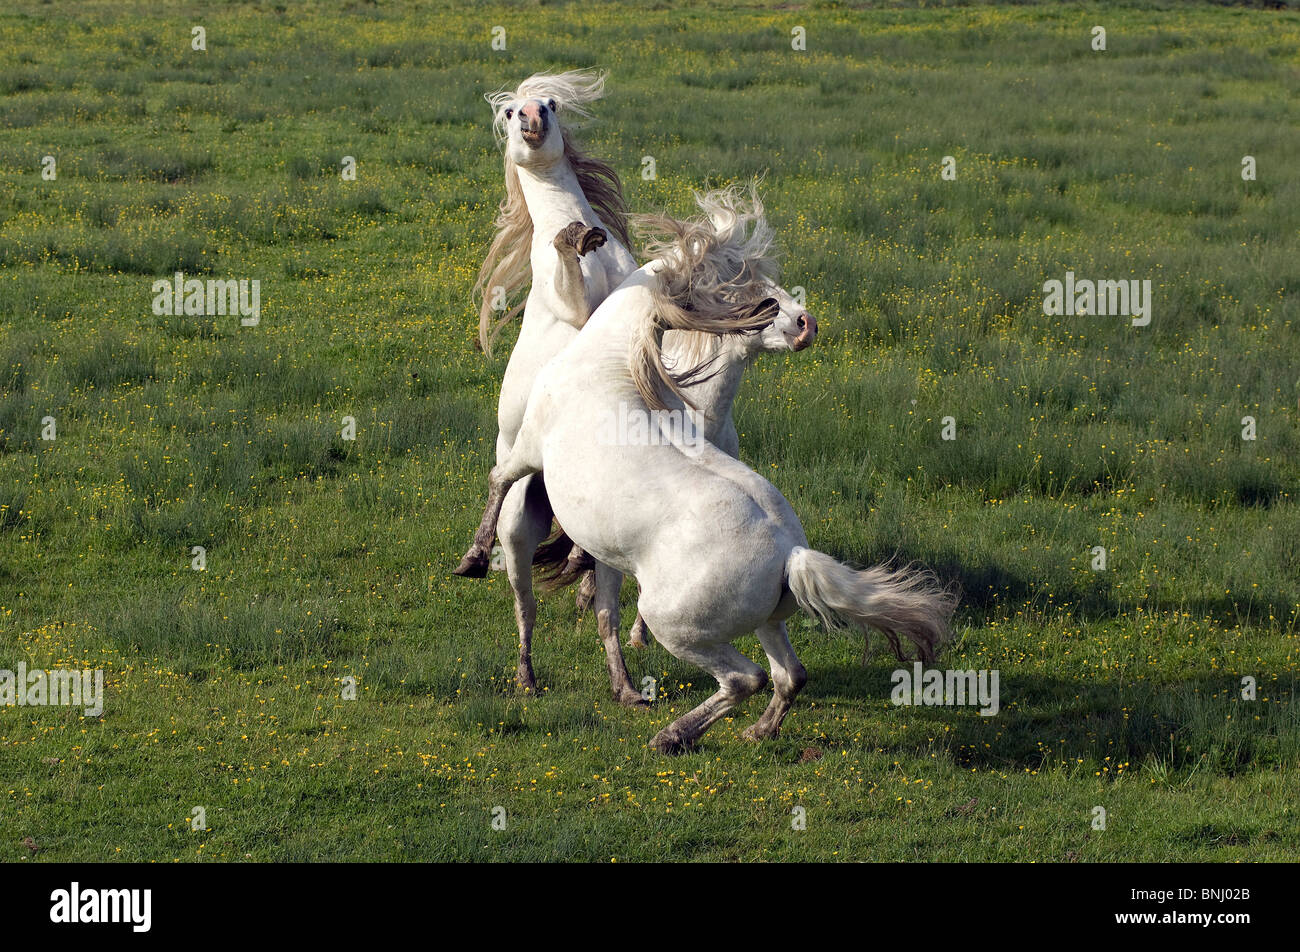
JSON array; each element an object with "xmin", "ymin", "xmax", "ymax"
[
  {"xmin": 520, "ymin": 103, "xmax": 548, "ymax": 146},
  {"xmin": 791, "ymin": 312, "xmax": 817, "ymax": 350}
]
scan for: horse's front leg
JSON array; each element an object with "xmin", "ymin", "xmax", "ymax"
[
  {"xmin": 549, "ymin": 221, "xmax": 606, "ymax": 329},
  {"xmin": 453, "ymin": 450, "xmax": 540, "ymax": 577}
]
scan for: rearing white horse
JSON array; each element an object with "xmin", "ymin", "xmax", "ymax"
[
  {"xmin": 454, "ymin": 70, "xmax": 642, "ymax": 702},
  {"xmin": 457, "ymin": 185, "xmax": 957, "ymax": 752}
]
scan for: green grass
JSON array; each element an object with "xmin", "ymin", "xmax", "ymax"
[{"xmin": 1, "ymin": 0, "xmax": 1298, "ymax": 862}]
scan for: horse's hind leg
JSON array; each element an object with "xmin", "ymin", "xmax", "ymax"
[
  {"xmin": 500, "ymin": 475, "xmax": 552, "ymax": 692},
  {"xmin": 627, "ymin": 582, "xmax": 654, "ymax": 647},
  {"xmin": 593, "ymin": 563, "xmax": 647, "ymax": 709},
  {"xmin": 742, "ymin": 620, "xmax": 807, "ymax": 740},
  {"xmin": 627, "ymin": 612, "xmax": 650, "ymax": 647},
  {"xmin": 575, "ymin": 570, "xmax": 596, "ymax": 614},
  {"xmin": 649, "ymin": 642, "xmax": 768, "ymax": 754}
]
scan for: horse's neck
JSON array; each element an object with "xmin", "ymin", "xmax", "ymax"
[
  {"xmin": 516, "ymin": 161, "xmax": 597, "ymax": 248},
  {"xmin": 689, "ymin": 339, "xmax": 751, "ymax": 422}
]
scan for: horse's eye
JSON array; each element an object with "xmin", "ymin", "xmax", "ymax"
[
  {"xmin": 547, "ymin": 99, "xmax": 556, "ymax": 112},
  {"xmin": 504, "ymin": 108, "xmax": 513, "ymax": 119}
]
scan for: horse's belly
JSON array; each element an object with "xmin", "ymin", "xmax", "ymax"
[
  {"xmin": 539, "ymin": 437, "xmax": 801, "ymax": 591},
  {"xmin": 540, "ymin": 450, "xmax": 647, "ymax": 577}
]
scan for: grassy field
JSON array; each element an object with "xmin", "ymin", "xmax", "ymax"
[{"xmin": 1, "ymin": 0, "xmax": 1298, "ymax": 862}]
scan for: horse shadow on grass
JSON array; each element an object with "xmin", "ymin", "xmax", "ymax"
[
  {"xmin": 780, "ymin": 545, "xmax": 1297, "ymax": 773},
  {"xmin": 871, "ymin": 544, "xmax": 1297, "ymax": 633},
  {"xmin": 800, "ymin": 664, "xmax": 1292, "ymax": 775}
]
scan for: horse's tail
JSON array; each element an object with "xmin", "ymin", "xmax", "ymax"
[
  {"xmin": 784, "ymin": 547, "xmax": 957, "ymax": 662},
  {"xmin": 531, "ymin": 528, "xmax": 594, "ymax": 591}
]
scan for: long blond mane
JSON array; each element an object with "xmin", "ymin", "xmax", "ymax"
[
  {"xmin": 630, "ymin": 183, "xmax": 780, "ymax": 412},
  {"xmin": 474, "ymin": 69, "xmax": 632, "ymax": 357}
]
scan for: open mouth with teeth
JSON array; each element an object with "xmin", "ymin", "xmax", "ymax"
[{"xmin": 520, "ymin": 127, "xmax": 545, "ymax": 146}]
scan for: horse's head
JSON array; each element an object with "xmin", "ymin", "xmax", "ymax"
[
  {"xmin": 631, "ymin": 182, "xmax": 820, "ymax": 410},
  {"xmin": 749, "ymin": 284, "xmax": 817, "ymax": 354},
  {"xmin": 497, "ymin": 95, "xmax": 564, "ymax": 167},
  {"xmin": 487, "ymin": 69, "xmax": 608, "ymax": 170}
]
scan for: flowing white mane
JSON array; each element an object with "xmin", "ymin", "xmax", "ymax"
[
  {"xmin": 630, "ymin": 183, "xmax": 781, "ymax": 411},
  {"xmin": 486, "ymin": 69, "xmax": 608, "ymax": 142}
]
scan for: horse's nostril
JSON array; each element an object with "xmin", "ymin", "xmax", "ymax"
[{"xmin": 796, "ymin": 314, "xmax": 807, "ymax": 329}]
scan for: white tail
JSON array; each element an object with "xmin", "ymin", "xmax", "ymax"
[{"xmin": 785, "ymin": 547, "xmax": 956, "ymax": 662}]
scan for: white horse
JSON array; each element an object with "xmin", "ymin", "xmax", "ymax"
[
  {"xmin": 622, "ymin": 295, "xmax": 818, "ymax": 647},
  {"xmin": 485, "ymin": 270, "xmax": 817, "ymax": 698},
  {"xmin": 454, "ymin": 69, "xmax": 640, "ymax": 701},
  {"xmin": 457, "ymin": 185, "xmax": 957, "ymax": 752},
  {"xmin": 461, "ymin": 67, "xmax": 636, "ymax": 516},
  {"xmin": 472, "ymin": 69, "xmax": 637, "ymax": 393},
  {"xmin": 526, "ymin": 279, "xmax": 817, "ymax": 690}
]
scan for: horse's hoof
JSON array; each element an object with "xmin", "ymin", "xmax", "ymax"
[
  {"xmin": 516, "ymin": 676, "xmax": 539, "ymax": 694},
  {"xmin": 452, "ymin": 551, "xmax": 489, "ymax": 578},
  {"xmin": 575, "ymin": 572, "xmax": 596, "ymax": 613},
  {"xmin": 577, "ymin": 226, "xmax": 607, "ymax": 256},
  {"xmin": 565, "ymin": 550, "xmax": 595, "ymax": 575},
  {"xmin": 616, "ymin": 689, "xmax": 650, "ymax": 710},
  {"xmin": 627, "ymin": 618, "xmax": 651, "ymax": 648},
  {"xmin": 554, "ymin": 221, "xmax": 607, "ymax": 257},
  {"xmin": 554, "ymin": 221, "xmax": 587, "ymax": 252},
  {"xmin": 741, "ymin": 723, "xmax": 777, "ymax": 742},
  {"xmin": 650, "ymin": 728, "xmax": 691, "ymax": 755}
]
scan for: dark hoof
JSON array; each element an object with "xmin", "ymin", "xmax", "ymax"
[
  {"xmin": 650, "ymin": 728, "xmax": 692, "ymax": 755},
  {"xmin": 554, "ymin": 221, "xmax": 607, "ymax": 257},
  {"xmin": 616, "ymin": 689, "xmax": 650, "ymax": 710},
  {"xmin": 516, "ymin": 676, "xmax": 539, "ymax": 694},
  {"xmin": 452, "ymin": 551, "xmax": 489, "ymax": 578},
  {"xmin": 577, "ymin": 226, "xmax": 607, "ymax": 256}
]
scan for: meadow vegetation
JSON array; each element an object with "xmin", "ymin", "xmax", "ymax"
[{"xmin": 1, "ymin": 0, "xmax": 1297, "ymax": 860}]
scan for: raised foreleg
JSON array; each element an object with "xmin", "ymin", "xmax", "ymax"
[
  {"xmin": 549, "ymin": 221, "xmax": 607, "ymax": 330},
  {"xmin": 453, "ymin": 437, "xmax": 543, "ymax": 577}
]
